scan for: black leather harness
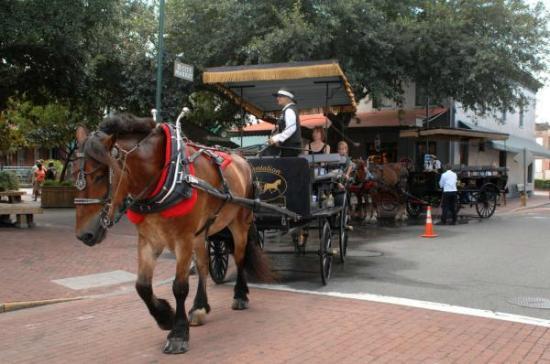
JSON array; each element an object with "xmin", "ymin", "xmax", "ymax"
[{"xmin": 129, "ymin": 124, "xmax": 194, "ymax": 215}]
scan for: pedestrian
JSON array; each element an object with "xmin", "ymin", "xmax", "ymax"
[
  {"xmin": 33, "ymin": 162, "xmax": 46, "ymax": 201},
  {"xmin": 438, "ymin": 164, "xmax": 458, "ymax": 225},
  {"xmin": 265, "ymin": 89, "xmax": 302, "ymax": 157},
  {"xmin": 45, "ymin": 162, "xmax": 57, "ymax": 181}
]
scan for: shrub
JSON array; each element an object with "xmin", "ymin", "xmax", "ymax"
[
  {"xmin": 43, "ymin": 180, "xmax": 74, "ymax": 187},
  {"xmin": 534, "ymin": 179, "xmax": 550, "ymax": 190},
  {"xmin": 0, "ymin": 171, "xmax": 20, "ymax": 191}
]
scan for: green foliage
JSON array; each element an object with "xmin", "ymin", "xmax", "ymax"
[
  {"xmin": 43, "ymin": 180, "xmax": 74, "ymax": 187},
  {"xmin": 1, "ymin": 0, "xmax": 548, "ymax": 135},
  {"xmin": 0, "ymin": 113, "xmax": 25, "ymax": 156},
  {"xmin": 164, "ymin": 0, "xmax": 549, "ymax": 111},
  {"xmin": 535, "ymin": 179, "xmax": 550, "ymax": 190},
  {"xmin": 0, "ymin": 171, "xmax": 20, "ymax": 192}
]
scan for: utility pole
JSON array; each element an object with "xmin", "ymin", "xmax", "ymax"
[{"xmin": 155, "ymin": 0, "xmax": 166, "ymax": 122}]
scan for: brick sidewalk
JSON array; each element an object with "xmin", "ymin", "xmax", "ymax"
[
  {"xmin": 0, "ymin": 224, "xmax": 176, "ymax": 302},
  {"xmin": 1, "ymin": 283, "xmax": 550, "ymax": 363}
]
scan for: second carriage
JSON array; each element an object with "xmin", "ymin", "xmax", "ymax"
[{"xmin": 406, "ymin": 166, "xmax": 508, "ymax": 219}]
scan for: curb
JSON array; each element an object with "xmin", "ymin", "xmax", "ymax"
[
  {"xmin": 0, "ymin": 297, "xmax": 85, "ymax": 313},
  {"xmin": 508, "ymin": 201, "xmax": 550, "ymax": 214}
]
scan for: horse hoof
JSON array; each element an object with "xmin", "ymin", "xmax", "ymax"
[
  {"xmin": 232, "ymin": 298, "xmax": 249, "ymax": 310},
  {"xmin": 163, "ymin": 337, "xmax": 189, "ymax": 354},
  {"xmin": 189, "ymin": 308, "xmax": 207, "ymax": 326}
]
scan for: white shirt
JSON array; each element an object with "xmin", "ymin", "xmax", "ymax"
[
  {"xmin": 439, "ymin": 170, "xmax": 458, "ymax": 192},
  {"xmin": 271, "ymin": 103, "xmax": 297, "ymax": 143}
]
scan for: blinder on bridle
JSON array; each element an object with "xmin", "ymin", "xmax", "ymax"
[{"xmin": 73, "ymin": 134, "xmax": 128, "ymax": 229}]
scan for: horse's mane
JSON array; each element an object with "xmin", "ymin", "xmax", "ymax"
[{"xmin": 99, "ymin": 113, "xmax": 156, "ymax": 136}]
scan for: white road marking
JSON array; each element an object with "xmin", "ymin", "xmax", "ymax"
[
  {"xmin": 52, "ymin": 270, "xmax": 136, "ymax": 290},
  {"xmin": 248, "ymin": 283, "xmax": 550, "ymax": 328}
]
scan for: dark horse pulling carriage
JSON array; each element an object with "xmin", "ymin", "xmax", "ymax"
[
  {"xmin": 406, "ymin": 166, "xmax": 508, "ymax": 219},
  {"xmin": 73, "ymin": 60, "xmax": 356, "ymax": 355}
]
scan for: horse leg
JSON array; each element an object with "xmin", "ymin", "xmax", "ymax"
[
  {"xmin": 188, "ymin": 238, "xmax": 210, "ymax": 326},
  {"xmin": 229, "ymin": 218, "xmax": 257, "ymax": 310},
  {"xmin": 229, "ymin": 219, "xmax": 252, "ymax": 310},
  {"xmin": 164, "ymin": 238, "xmax": 193, "ymax": 354},
  {"xmin": 135, "ymin": 239, "xmax": 174, "ymax": 331}
]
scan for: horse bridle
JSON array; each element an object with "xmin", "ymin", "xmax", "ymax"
[{"xmin": 73, "ymin": 133, "xmax": 142, "ymax": 229}]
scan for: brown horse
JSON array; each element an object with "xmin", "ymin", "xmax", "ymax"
[
  {"xmin": 73, "ymin": 114, "xmax": 272, "ymax": 354},
  {"xmin": 349, "ymin": 158, "xmax": 409, "ymax": 222}
]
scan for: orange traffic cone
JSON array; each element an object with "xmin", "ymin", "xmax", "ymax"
[{"xmin": 421, "ymin": 205, "xmax": 438, "ymax": 238}]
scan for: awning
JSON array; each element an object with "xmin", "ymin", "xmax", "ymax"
[
  {"xmin": 399, "ymin": 127, "xmax": 508, "ymax": 141},
  {"xmin": 232, "ymin": 113, "xmax": 331, "ymax": 135},
  {"xmin": 460, "ymin": 120, "xmax": 550, "ymax": 158},
  {"xmin": 350, "ymin": 107, "xmax": 447, "ymax": 128},
  {"xmin": 203, "ymin": 60, "xmax": 357, "ymax": 117},
  {"xmin": 491, "ymin": 135, "xmax": 550, "ymax": 158}
]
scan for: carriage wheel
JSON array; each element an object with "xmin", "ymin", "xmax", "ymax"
[
  {"xmin": 406, "ymin": 199, "xmax": 423, "ymax": 218},
  {"xmin": 319, "ymin": 219, "xmax": 333, "ymax": 285},
  {"xmin": 338, "ymin": 194, "xmax": 351, "ymax": 263},
  {"xmin": 475, "ymin": 187, "xmax": 497, "ymax": 218},
  {"xmin": 208, "ymin": 237, "xmax": 230, "ymax": 284}
]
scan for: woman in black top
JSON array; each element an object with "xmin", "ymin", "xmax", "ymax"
[{"xmin": 305, "ymin": 126, "xmax": 330, "ymax": 155}]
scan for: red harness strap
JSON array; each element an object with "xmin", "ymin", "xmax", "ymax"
[{"xmin": 126, "ymin": 124, "xmax": 232, "ymax": 225}]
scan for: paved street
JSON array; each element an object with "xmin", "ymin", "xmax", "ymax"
[
  {"xmin": 258, "ymin": 196, "xmax": 550, "ymax": 320},
  {"xmin": 0, "ymin": 195, "xmax": 549, "ymax": 362}
]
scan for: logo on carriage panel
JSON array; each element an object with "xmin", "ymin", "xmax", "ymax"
[{"xmin": 253, "ymin": 166, "xmax": 287, "ymax": 202}]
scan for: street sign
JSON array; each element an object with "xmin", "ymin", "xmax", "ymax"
[{"xmin": 174, "ymin": 61, "xmax": 194, "ymax": 81}]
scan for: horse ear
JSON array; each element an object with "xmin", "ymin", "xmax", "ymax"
[{"xmin": 76, "ymin": 126, "xmax": 89, "ymax": 145}]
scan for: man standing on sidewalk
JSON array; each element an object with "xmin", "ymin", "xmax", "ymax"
[{"xmin": 439, "ymin": 164, "xmax": 458, "ymax": 225}]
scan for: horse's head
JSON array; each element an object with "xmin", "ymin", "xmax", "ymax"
[
  {"xmin": 73, "ymin": 115, "xmax": 161, "ymax": 246},
  {"xmin": 73, "ymin": 126, "xmax": 118, "ymax": 246}
]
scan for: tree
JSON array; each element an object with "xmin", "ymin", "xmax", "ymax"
[
  {"xmin": 161, "ymin": 0, "xmax": 549, "ymax": 114},
  {"xmin": 3, "ymin": 98, "xmax": 94, "ymax": 181}
]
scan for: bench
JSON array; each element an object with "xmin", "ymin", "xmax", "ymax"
[
  {"xmin": 0, "ymin": 203, "xmax": 43, "ymax": 228},
  {"xmin": 0, "ymin": 190, "xmax": 27, "ymax": 203}
]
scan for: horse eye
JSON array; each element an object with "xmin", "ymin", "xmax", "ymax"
[{"xmin": 93, "ymin": 174, "xmax": 106, "ymax": 183}]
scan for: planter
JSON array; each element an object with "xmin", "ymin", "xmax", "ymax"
[{"xmin": 41, "ymin": 186, "xmax": 76, "ymax": 208}]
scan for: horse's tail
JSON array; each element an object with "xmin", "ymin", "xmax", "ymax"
[{"xmin": 243, "ymin": 224, "xmax": 276, "ymax": 283}]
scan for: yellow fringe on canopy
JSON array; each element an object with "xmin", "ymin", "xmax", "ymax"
[
  {"xmin": 205, "ymin": 61, "xmax": 358, "ymax": 114},
  {"xmin": 204, "ymin": 63, "xmax": 343, "ymax": 84}
]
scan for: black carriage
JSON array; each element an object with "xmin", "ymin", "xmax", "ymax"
[
  {"xmin": 406, "ymin": 166, "xmax": 508, "ymax": 219},
  {"xmin": 202, "ymin": 60, "xmax": 357, "ymax": 285}
]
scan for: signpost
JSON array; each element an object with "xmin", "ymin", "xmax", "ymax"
[{"xmin": 174, "ymin": 61, "xmax": 194, "ymax": 82}]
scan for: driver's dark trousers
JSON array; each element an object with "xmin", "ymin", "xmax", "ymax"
[{"xmin": 441, "ymin": 191, "xmax": 457, "ymax": 224}]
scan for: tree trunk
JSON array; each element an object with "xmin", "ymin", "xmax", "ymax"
[{"xmin": 59, "ymin": 144, "xmax": 76, "ymax": 182}]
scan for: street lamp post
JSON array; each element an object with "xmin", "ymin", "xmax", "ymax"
[{"xmin": 155, "ymin": 0, "xmax": 166, "ymax": 122}]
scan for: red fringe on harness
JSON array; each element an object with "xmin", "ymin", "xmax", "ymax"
[{"xmin": 126, "ymin": 124, "xmax": 232, "ymax": 225}]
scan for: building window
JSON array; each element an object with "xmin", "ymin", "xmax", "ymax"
[
  {"xmin": 478, "ymin": 141, "xmax": 486, "ymax": 152},
  {"xmin": 528, "ymin": 163, "xmax": 533, "ymax": 183},
  {"xmin": 519, "ymin": 105, "xmax": 524, "ymax": 128},
  {"xmin": 500, "ymin": 109, "xmax": 507, "ymax": 125},
  {"xmin": 499, "ymin": 151, "xmax": 507, "ymax": 167},
  {"xmin": 459, "ymin": 141, "xmax": 469, "ymax": 166}
]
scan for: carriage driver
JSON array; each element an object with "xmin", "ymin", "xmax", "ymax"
[{"xmin": 266, "ymin": 89, "xmax": 303, "ymax": 157}]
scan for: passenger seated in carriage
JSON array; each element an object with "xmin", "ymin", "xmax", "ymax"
[{"xmin": 336, "ymin": 141, "xmax": 354, "ymax": 190}]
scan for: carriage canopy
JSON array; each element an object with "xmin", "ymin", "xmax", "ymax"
[{"xmin": 203, "ymin": 60, "xmax": 357, "ymax": 118}]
